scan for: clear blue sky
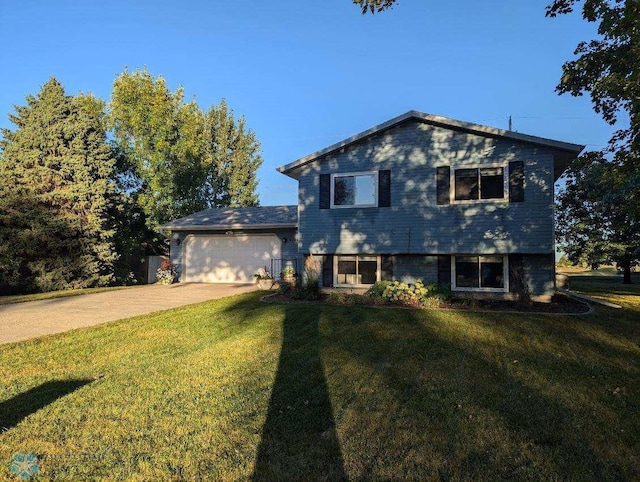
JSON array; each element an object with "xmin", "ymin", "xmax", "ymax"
[{"xmin": 0, "ymin": 0, "xmax": 613, "ymax": 206}]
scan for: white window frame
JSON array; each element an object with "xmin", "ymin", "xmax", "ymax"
[
  {"xmin": 450, "ymin": 163, "xmax": 508, "ymax": 205},
  {"xmin": 330, "ymin": 171, "xmax": 378, "ymax": 209},
  {"xmin": 333, "ymin": 255, "xmax": 381, "ymax": 287},
  {"xmin": 451, "ymin": 255, "xmax": 509, "ymax": 293}
]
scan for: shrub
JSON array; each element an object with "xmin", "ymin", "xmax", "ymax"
[
  {"xmin": 383, "ymin": 281, "xmax": 420, "ymax": 306},
  {"xmin": 278, "ymin": 282, "xmax": 292, "ymax": 294},
  {"xmin": 156, "ymin": 259, "xmax": 177, "ymax": 285},
  {"xmin": 366, "ymin": 280, "xmax": 392, "ymax": 302},
  {"xmin": 367, "ymin": 279, "xmax": 451, "ymax": 307},
  {"xmin": 292, "ymin": 255, "xmax": 323, "ymax": 300},
  {"xmin": 292, "ymin": 278, "xmax": 321, "ymax": 300}
]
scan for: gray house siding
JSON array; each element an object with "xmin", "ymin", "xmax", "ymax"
[
  {"xmin": 170, "ymin": 228, "xmax": 298, "ymax": 282},
  {"xmin": 521, "ymin": 254, "xmax": 555, "ymax": 295},
  {"xmin": 392, "ymin": 255, "xmax": 439, "ymax": 284},
  {"xmin": 296, "ymin": 120, "xmax": 556, "ymax": 256},
  {"xmin": 339, "ymin": 253, "xmax": 555, "ymax": 296}
]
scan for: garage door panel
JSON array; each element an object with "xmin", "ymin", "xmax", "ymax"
[{"xmin": 184, "ymin": 235, "xmax": 281, "ymax": 283}]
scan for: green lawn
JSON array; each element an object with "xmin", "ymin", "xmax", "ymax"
[
  {"xmin": 1, "ymin": 282, "xmax": 638, "ymax": 480},
  {"xmin": 0, "ymin": 286, "xmax": 135, "ymax": 306}
]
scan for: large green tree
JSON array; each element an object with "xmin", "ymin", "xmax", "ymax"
[
  {"xmin": 556, "ymin": 152, "xmax": 639, "ymax": 282},
  {"xmin": 0, "ymin": 79, "xmax": 118, "ymax": 293},
  {"xmin": 202, "ymin": 99, "xmax": 261, "ymax": 208},
  {"xmin": 548, "ymin": 0, "xmax": 640, "ymax": 282},
  {"xmin": 109, "ymin": 69, "xmax": 261, "ymax": 230},
  {"xmin": 546, "ymin": 0, "xmax": 640, "ymax": 155}
]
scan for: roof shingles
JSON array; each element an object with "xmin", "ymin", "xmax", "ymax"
[{"xmin": 159, "ymin": 205, "xmax": 297, "ymax": 231}]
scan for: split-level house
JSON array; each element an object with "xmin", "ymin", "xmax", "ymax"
[{"xmin": 160, "ymin": 111, "xmax": 584, "ymax": 298}]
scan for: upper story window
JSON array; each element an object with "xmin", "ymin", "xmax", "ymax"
[
  {"xmin": 454, "ymin": 167, "xmax": 504, "ymax": 201},
  {"xmin": 437, "ymin": 162, "xmax": 524, "ymax": 205},
  {"xmin": 331, "ymin": 172, "xmax": 377, "ymax": 208}
]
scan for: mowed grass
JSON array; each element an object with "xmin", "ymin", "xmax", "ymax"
[
  {"xmin": 1, "ymin": 284, "xmax": 639, "ymax": 480},
  {"xmin": 0, "ymin": 286, "xmax": 135, "ymax": 306},
  {"xmin": 568, "ymin": 270, "xmax": 640, "ymax": 308}
]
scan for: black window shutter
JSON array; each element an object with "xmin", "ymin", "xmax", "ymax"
[
  {"xmin": 509, "ymin": 254, "xmax": 525, "ymax": 292},
  {"xmin": 437, "ymin": 255, "xmax": 451, "ymax": 285},
  {"xmin": 509, "ymin": 161, "xmax": 525, "ymax": 202},
  {"xmin": 436, "ymin": 167, "xmax": 451, "ymax": 205},
  {"xmin": 322, "ymin": 255, "xmax": 334, "ymax": 287},
  {"xmin": 381, "ymin": 255, "xmax": 393, "ymax": 281},
  {"xmin": 319, "ymin": 174, "xmax": 331, "ymax": 209},
  {"xmin": 378, "ymin": 170, "xmax": 391, "ymax": 207}
]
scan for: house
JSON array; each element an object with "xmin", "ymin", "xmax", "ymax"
[{"xmin": 160, "ymin": 111, "xmax": 584, "ymax": 298}]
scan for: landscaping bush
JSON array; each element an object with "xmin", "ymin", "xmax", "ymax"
[
  {"xmin": 292, "ymin": 255, "xmax": 323, "ymax": 300},
  {"xmin": 366, "ymin": 280, "xmax": 392, "ymax": 303},
  {"xmin": 292, "ymin": 278, "xmax": 322, "ymax": 300},
  {"xmin": 277, "ymin": 282, "xmax": 292, "ymax": 294},
  {"xmin": 156, "ymin": 259, "xmax": 177, "ymax": 285},
  {"xmin": 366, "ymin": 279, "xmax": 451, "ymax": 307}
]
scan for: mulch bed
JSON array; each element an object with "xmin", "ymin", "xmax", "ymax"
[
  {"xmin": 443, "ymin": 294, "xmax": 591, "ymax": 314},
  {"xmin": 261, "ymin": 291, "xmax": 591, "ymax": 314}
]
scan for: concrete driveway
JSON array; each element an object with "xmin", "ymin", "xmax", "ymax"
[{"xmin": 0, "ymin": 283, "xmax": 256, "ymax": 345}]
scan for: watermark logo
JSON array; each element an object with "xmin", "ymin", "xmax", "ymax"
[{"xmin": 9, "ymin": 453, "xmax": 39, "ymax": 480}]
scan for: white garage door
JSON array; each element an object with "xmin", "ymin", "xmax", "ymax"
[{"xmin": 184, "ymin": 234, "xmax": 281, "ymax": 283}]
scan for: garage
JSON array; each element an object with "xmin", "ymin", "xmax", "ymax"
[
  {"xmin": 183, "ymin": 234, "xmax": 281, "ymax": 283},
  {"xmin": 159, "ymin": 205, "xmax": 298, "ymax": 284}
]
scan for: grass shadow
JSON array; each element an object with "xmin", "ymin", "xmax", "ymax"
[
  {"xmin": 252, "ymin": 304, "xmax": 346, "ymax": 481},
  {"xmin": 321, "ymin": 305, "xmax": 630, "ymax": 479},
  {"xmin": 0, "ymin": 379, "xmax": 93, "ymax": 432}
]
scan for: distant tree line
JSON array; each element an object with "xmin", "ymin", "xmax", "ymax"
[{"xmin": 0, "ymin": 70, "xmax": 262, "ymax": 294}]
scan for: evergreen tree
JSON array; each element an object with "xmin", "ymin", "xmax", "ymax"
[{"xmin": 0, "ymin": 79, "xmax": 118, "ymax": 293}]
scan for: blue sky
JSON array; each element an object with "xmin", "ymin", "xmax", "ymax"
[{"xmin": 0, "ymin": 0, "xmax": 613, "ymax": 206}]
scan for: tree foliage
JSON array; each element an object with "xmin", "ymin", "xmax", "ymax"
[
  {"xmin": 546, "ymin": 0, "xmax": 640, "ymax": 155},
  {"xmin": 556, "ymin": 151, "xmax": 639, "ymax": 282},
  {"xmin": 548, "ymin": 1, "xmax": 640, "ymax": 282},
  {"xmin": 352, "ymin": 0, "xmax": 396, "ymax": 14},
  {"xmin": 109, "ymin": 69, "xmax": 261, "ymax": 230},
  {"xmin": 0, "ymin": 79, "xmax": 118, "ymax": 293},
  {"xmin": 203, "ymin": 100, "xmax": 261, "ymax": 208}
]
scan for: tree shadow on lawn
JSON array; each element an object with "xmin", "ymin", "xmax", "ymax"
[
  {"xmin": 252, "ymin": 304, "xmax": 346, "ymax": 481},
  {"xmin": 319, "ymin": 306, "xmax": 631, "ymax": 480},
  {"xmin": 0, "ymin": 379, "xmax": 93, "ymax": 432}
]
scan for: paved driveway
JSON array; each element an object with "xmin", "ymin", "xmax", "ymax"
[{"xmin": 0, "ymin": 283, "xmax": 256, "ymax": 345}]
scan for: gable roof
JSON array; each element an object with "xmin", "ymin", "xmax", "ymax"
[
  {"xmin": 158, "ymin": 205, "xmax": 297, "ymax": 231},
  {"xmin": 277, "ymin": 110, "xmax": 585, "ymax": 179}
]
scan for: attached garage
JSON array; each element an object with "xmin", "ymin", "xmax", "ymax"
[
  {"xmin": 183, "ymin": 234, "xmax": 281, "ymax": 283},
  {"xmin": 159, "ymin": 205, "xmax": 298, "ymax": 284}
]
